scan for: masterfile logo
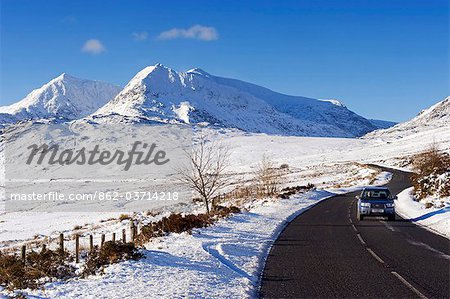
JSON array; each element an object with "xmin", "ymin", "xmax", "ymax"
[{"xmin": 3, "ymin": 122, "xmax": 192, "ymax": 212}]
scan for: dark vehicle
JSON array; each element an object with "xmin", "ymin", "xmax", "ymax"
[{"xmin": 356, "ymin": 187, "xmax": 396, "ymax": 221}]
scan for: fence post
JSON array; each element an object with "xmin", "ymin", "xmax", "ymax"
[
  {"xmin": 130, "ymin": 222, "xmax": 135, "ymax": 243},
  {"xmin": 75, "ymin": 235, "xmax": 80, "ymax": 263},
  {"xmin": 89, "ymin": 235, "xmax": 94, "ymax": 251},
  {"xmin": 101, "ymin": 234, "xmax": 105, "ymax": 247},
  {"xmin": 112, "ymin": 232, "xmax": 116, "ymax": 242},
  {"xmin": 122, "ymin": 229, "xmax": 126, "ymax": 243},
  {"xmin": 59, "ymin": 233, "xmax": 64, "ymax": 254},
  {"xmin": 21, "ymin": 245, "xmax": 26, "ymax": 262}
]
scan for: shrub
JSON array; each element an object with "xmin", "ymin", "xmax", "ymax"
[
  {"xmin": 82, "ymin": 241, "xmax": 142, "ymax": 277},
  {"xmin": 138, "ymin": 213, "xmax": 212, "ymax": 244},
  {"xmin": 0, "ymin": 248, "xmax": 75, "ymax": 291},
  {"xmin": 411, "ymin": 144, "xmax": 450, "ymax": 199},
  {"xmin": 278, "ymin": 184, "xmax": 316, "ymax": 199},
  {"xmin": 212, "ymin": 205, "xmax": 241, "ymax": 217},
  {"xmin": 118, "ymin": 214, "xmax": 131, "ymax": 221},
  {"xmin": 0, "ymin": 253, "xmax": 34, "ymax": 291},
  {"xmin": 137, "ymin": 207, "xmax": 240, "ymax": 244},
  {"xmin": 255, "ymin": 156, "xmax": 284, "ymax": 196},
  {"xmin": 26, "ymin": 248, "xmax": 75, "ymax": 280}
]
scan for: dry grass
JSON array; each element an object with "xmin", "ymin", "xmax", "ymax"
[
  {"xmin": 118, "ymin": 214, "xmax": 132, "ymax": 221},
  {"xmin": 278, "ymin": 184, "xmax": 315, "ymax": 199},
  {"xmin": 82, "ymin": 241, "xmax": 142, "ymax": 277},
  {"xmin": 411, "ymin": 143, "xmax": 450, "ymax": 199},
  {"xmin": 136, "ymin": 206, "xmax": 240, "ymax": 245},
  {"xmin": 0, "ymin": 248, "xmax": 75, "ymax": 291}
]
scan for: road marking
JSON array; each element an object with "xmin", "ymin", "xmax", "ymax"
[
  {"xmin": 356, "ymin": 233, "xmax": 366, "ymax": 245},
  {"xmin": 391, "ymin": 271, "xmax": 428, "ymax": 299},
  {"xmin": 380, "ymin": 221, "xmax": 398, "ymax": 232},
  {"xmin": 407, "ymin": 240, "xmax": 450, "ymax": 260},
  {"xmin": 351, "ymin": 224, "xmax": 358, "ymax": 232},
  {"xmin": 366, "ymin": 248, "xmax": 385, "ymax": 264}
]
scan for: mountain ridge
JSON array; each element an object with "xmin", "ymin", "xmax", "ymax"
[
  {"xmin": 365, "ymin": 96, "xmax": 450, "ymax": 139},
  {"xmin": 93, "ymin": 63, "xmax": 381, "ymax": 137}
]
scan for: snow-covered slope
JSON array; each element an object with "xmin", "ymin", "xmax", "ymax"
[
  {"xmin": 94, "ymin": 64, "xmax": 377, "ymax": 137},
  {"xmin": 0, "ymin": 73, "xmax": 121, "ymax": 123},
  {"xmin": 366, "ymin": 97, "xmax": 450, "ymax": 139},
  {"xmin": 0, "ymin": 113, "xmax": 17, "ymax": 129}
]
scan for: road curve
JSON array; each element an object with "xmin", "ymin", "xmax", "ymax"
[{"xmin": 260, "ymin": 167, "xmax": 450, "ymax": 298}]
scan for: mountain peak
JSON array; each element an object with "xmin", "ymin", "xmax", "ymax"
[
  {"xmin": 0, "ymin": 74, "xmax": 121, "ymax": 121},
  {"xmin": 319, "ymin": 99, "xmax": 346, "ymax": 108},
  {"xmin": 51, "ymin": 73, "xmax": 82, "ymax": 84},
  {"xmin": 131, "ymin": 63, "xmax": 174, "ymax": 82},
  {"xmin": 186, "ymin": 68, "xmax": 210, "ymax": 77}
]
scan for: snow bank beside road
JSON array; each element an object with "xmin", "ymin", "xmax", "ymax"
[
  {"xmin": 395, "ymin": 188, "xmax": 450, "ymax": 238},
  {"xmin": 23, "ymin": 190, "xmax": 333, "ymax": 299}
]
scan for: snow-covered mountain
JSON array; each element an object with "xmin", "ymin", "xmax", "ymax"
[
  {"xmin": 365, "ymin": 96, "xmax": 450, "ymax": 139},
  {"xmin": 0, "ymin": 73, "xmax": 121, "ymax": 123},
  {"xmin": 369, "ymin": 119, "xmax": 397, "ymax": 130},
  {"xmin": 94, "ymin": 63, "xmax": 378, "ymax": 137}
]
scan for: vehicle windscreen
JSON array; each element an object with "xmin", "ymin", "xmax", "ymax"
[{"xmin": 361, "ymin": 189, "xmax": 391, "ymax": 200}]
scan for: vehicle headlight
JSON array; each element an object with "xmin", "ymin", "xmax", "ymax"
[
  {"xmin": 385, "ymin": 203, "xmax": 395, "ymax": 208},
  {"xmin": 361, "ymin": 202, "xmax": 370, "ymax": 207}
]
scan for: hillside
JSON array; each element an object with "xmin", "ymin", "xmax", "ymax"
[
  {"xmin": 365, "ymin": 97, "xmax": 450, "ymax": 139},
  {"xmin": 93, "ymin": 64, "xmax": 379, "ymax": 137}
]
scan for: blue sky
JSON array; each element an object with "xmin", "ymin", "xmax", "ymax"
[{"xmin": 1, "ymin": 0, "xmax": 448, "ymax": 122}]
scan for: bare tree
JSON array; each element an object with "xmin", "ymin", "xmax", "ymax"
[
  {"xmin": 176, "ymin": 136, "xmax": 230, "ymax": 214},
  {"xmin": 255, "ymin": 155, "xmax": 283, "ymax": 197}
]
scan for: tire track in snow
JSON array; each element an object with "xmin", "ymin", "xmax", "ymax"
[{"xmin": 201, "ymin": 242, "xmax": 252, "ymax": 280}]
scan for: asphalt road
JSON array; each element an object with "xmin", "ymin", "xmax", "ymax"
[{"xmin": 260, "ymin": 167, "xmax": 450, "ymax": 299}]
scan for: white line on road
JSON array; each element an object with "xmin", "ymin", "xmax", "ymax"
[
  {"xmin": 380, "ymin": 221, "xmax": 398, "ymax": 232},
  {"xmin": 407, "ymin": 240, "xmax": 450, "ymax": 260},
  {"xmin": 366, "ymin": 248, "xmax": 385, "ymax": 264},
  {"xmin": 391, "ymin": 271, "xmax": 428, "ymax": 299},
  {"xmin": 351, "ymin": 224, "xmax": 358, "ymax": 232},
  {"xmin": 356, "ymin": 233, "xmax": 366, "ymax": 245}
]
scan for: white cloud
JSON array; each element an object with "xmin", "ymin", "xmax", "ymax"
[
  {"xmin": 158, "ymin": 25, "xmax": 218, "ymax": 41},
  {"xmin": 132, "ymin": 32, "xmax": 149, "ymax": 41},
  {"xmin": 81, "ymin": 39, "xmax": 106, "ymax": 55}
]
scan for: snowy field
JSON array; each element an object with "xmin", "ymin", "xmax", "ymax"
[
  {"xmin": 0, "ymin": 120, "xmax": 449, "ymax": 297},
  {"xmin": 1, "ymin": 123, "xmax": 449, "ymax": 250}
]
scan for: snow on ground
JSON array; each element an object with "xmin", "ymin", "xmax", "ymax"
[
  {"xmin": 1, "ymin": 120, "xmax": 448, "ymax": 250},
  {"xmin": 13, "ymin": 190, "xmax": 333, "ymax": 299},
  {"xmin": 395, "ymin": 187, "xmax": 450, "ymax": 238},
  {"xmin": 2, "ymin": 169, "xmax": 395, "ymax": 298},
  {"xmin": 0, "ymin": 119, "xmax": 448, "ymax": 297}
]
